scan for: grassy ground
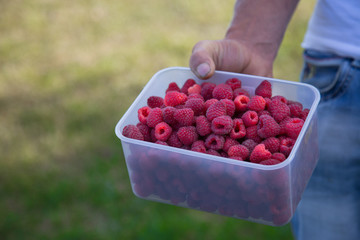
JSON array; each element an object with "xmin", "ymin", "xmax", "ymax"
[{"xmin": 0, "ymin": 0, "xmax": 315, "ymax": 239}]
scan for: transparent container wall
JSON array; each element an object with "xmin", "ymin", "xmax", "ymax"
[{"xmin": 116, "ymin": 67, "xmax": 320, "ymax": 226}]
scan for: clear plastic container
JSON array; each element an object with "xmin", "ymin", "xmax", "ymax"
[{"xmin": 115, "ymin": 67, "xmax": 320, "ymax": 226}]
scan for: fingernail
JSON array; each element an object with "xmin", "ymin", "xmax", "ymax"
[{"xmin": 196, "ymin": 63, "xmax": 210, "ymax": 78}]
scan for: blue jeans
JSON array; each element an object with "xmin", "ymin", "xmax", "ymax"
[{"xmin": 291, "ymin": 50, "xmax": 360, "ymax": 240}]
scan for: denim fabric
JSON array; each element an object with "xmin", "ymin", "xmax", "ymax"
[{"xmin": 291, "ymin": 50, "xmax": 360, "ymax": 240}]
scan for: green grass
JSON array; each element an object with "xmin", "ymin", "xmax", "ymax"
[{"xmin": 0, "ymin": 0, "xmax": 315, "ymax": 239}]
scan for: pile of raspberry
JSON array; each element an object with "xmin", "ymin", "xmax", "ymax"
[{"xmin": 123, "ymin": 78, "xmax": 309, "ymax": 165}]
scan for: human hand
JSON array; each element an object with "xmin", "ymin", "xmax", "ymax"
[{"xmin": 189, "ymin": 39, "xmax": 274, "ymax": 80}]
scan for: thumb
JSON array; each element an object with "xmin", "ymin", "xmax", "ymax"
[{"xmin": 189, "ymin": 40, "xmax": 217, "ymax": 80}]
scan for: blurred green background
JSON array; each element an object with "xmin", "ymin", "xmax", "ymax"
[{"xmin": 0, "ymin": 0, "xmax": 315, "ymax": 239}]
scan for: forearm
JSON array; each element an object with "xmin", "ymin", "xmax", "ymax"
[{"xmin": 226, "ymin": 0, "xmax": 299, "ymax": 62}]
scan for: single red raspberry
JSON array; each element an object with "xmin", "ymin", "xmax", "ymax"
[
  {"xmin": 136, "ymin": 122, "xmax": 151, "ymax": 141},
  {"xmin": 272, "ymin": 152, "xmax": 286, "ymax": 162},
  {"xmin": 285, "ymin": 117, "xmax": 304, "ymax": 139},
  {"xmin": 233, "ymin": 88, "xmax": 250, "ymax": 98},
  {"xmin": 271, "ymin": 95, "xmax": 288, "ymax": 104},
  {"xmin": 250, "ymin": 144, "xmax": 272, "ymax": 163},
  {"xmin": 177, "ymin": 126, "xmax": 198, "ymax": 146},
  {"xmin": 225, "ymin": 77, "xmax": 242, "ymax": 90},
  {"xmin": 268, "ymin": 99, "xmax": 290, "ymax": 122},
  {"xmin": 191, "ymin": 140, "xmax": 206, "ymax": 153},
  {"xmin": 167, "ymin": 132, "xmax": 183, "ymax": 148},
  {"xmin": 211, "ymin": 115, "xmax": 234, "ymax": 135},
  {"xmin": 279, "ymin": 137, "xmax": 295, "ymax": 157},
  {"xmin": 220, "ymin": 99, "xmax": 236, "ymax": 117},
  {"xmin": 261, "ymin": 137, "xmax": 280, "ymax": 153},
  {"xmin": 288, "ymin": 103, "xmax": 303, "ymax": 118},
  {"xmin": 242, "ymin": 139, "xmax": 258, "ymax": 153},
  {"xmin": 241, "ymin": 110, "xmax": 258, "ymax": 127},
  {"xmin": 300, "ymin": 108, "xmax": 310, "ymax": 121},
  {"xmin": 162, "ymin": 106, "xmax": 177, "ymax": 126},
  {"xmin": 279, "ymin": 116, "xmax": 292, "ymax": 135},
  {"xmin": 257, "ymin": 115, "xmax": 280, "ymax": 138},
  {"xmin": 204, "ymin": 98, "xmax": 219, "ymax": 111},
  {"xmin": 188, "ymin": 93, "xmax": 204, "ymax": 101},
  {"xmin": 181, "ymin": 78, "xmax": 196, "ymax": 94},
  {"xmin": 200, "ymin": 82, "xmax": 216, "ymax": 100},
  {"xmin": 255, "ymin": 80, "xmax": 272, "ymax": 98},
  {"xmin": 174, "ymin": 108, "xmax": 194, "ymax": 126},
  {"xmin": 228, "ymin": 145, "xmax": 250, "ymax": 160},
  {"xmin": 206, "ymin": 100, "xmax": 226, "ymax": 121},
  {"xmin": 230, "ymin": 118, "xmax": 246, "ymax": 139},
  {"xmin": 185, "ymin": 98, "xmax": 204, "ymax": 116},
  {"xmin": 212, "ymin": 83, "xmax": 233, "ymax": 100},
  {"xmin": 146, "ymin": 107, "xmax": 163, "ymax": 128},
  {"xmin": 147, "ymin": 96, "xmax": 164, "ymax": 108},
  {"xmin": 259, "ymin": 159, "xmax": 281, "ymax": 165},
  {"xmin": 187, "ymin": 84, "xmax": 201, "ymax": 95},
  {"xmin": 223, "ymin": 137, "xmax": 240, "ymax": 152},
  {"xmin": 166, "ymin": 82, "xmax": 181, "ymax": 93},
  {"xmin": 195, "ymin": 115, "xmax": 212, "ymax": 136},
  {"xmin": 207, "ymin": 149, "xmax": 221, "ymax": 156},
  {"xmin": 247, "ymin": 95, "xmax": 266, "ymax": 112},
  {"xmin": 154, "ymin": 122, "xmax": 172, "ymax": 141},
  {"xmin": 122, "ymin": 124, "xmax": 144, "ymax": 140},
  {"xmin": 138, "ymin": 106, "xmax": 151, "ymax": 124},
  {"xmin": 234, "ymin": 94, "xmax": 250, "ymax": 112},
  {"xmin": 205, "ymin": 134, "xmax": 225, "ymax": 150},
  {"xmin": 164, "ymin": 91, "xmax": 188, "ymax": 107},
  {"xmin": 245, "ymin": 125, "xmax": 262, "ymax": 143}
]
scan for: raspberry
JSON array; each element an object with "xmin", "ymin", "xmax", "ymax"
[
  {"xmin": 230, "ymin": 118, "xmax": 246, "ymax": 139},
  {"xmin": 247, "ymin": 95, "xmax": 266, "ymax": 112},
  {"xmin": 166, "ymin": 82, "xmax": 181, "ymax": 93},
  {"xmin": 279, "ymin": 116, "xmax": 292, "ymax": 135},
  {"xmin": 272, "ymin": 152, "xmax": 286, "ymax": 162},
  {"xmin": 268, "ymin": 99, "xmax": 290, "ymax": 122},
  {"xmin": 147, "ymin": 96, "xmax": 164, "ymax": 108},
  {"xmin": 279, "ymin": 137, "xmax": 295, "ymax": 157},
  {"xmin": 300, "ymin": 108, "xmax": 310, "ymax": 121},
  {"xmin": 285, "ymin": 118, "xmax": 304, "ymax": 139},
  {"xmin": 242, "ymin": 139, "xmax": 258, "ymax": 153},
  {"xmin": 188, "ymin": 93, "xmax": 204, "ymax": 101},
  {"xmin": 195, "ymin": 115, "xmax": 212, "ymax": 136},
  {"xmin": 174, "ymin": 108, "xmax": 194, "ymax": 126},
  {"xmin": 200, "ymin": 82, "xmax": 216, "ymax": 100},
  {"xmin": 257, "ymin": 115, "xmax": 280, "ymax": 138},
  {"xmin": 234, "ymin": 94, "xmax": 250, "ymax": 112},
  {"xmin": 258, "ymin": 110, "xmax": 271, "ymax": 117},
  {"xmin": 187, "ymin": 84, "xmax": 201, "ymax": 95},
  {"xmin": 212, "ymin": 83, "xmax": 233, "ymax": 100},
  {"xmin": 241, "ymin": 110, "xmax": 258, "ymax": 127},
  {"xmin": 122, "ymin": 124, "xmax": 144, "ymax": 140},
  {"xmin": 228, "ymin": 145, "xmax": 250, "ymax": 160},
  {"xmin": 207, "ymin": 149, "xmax": 221, "ymax": 156},
  {"xmin": 255, "ymin": 80, "xmax": 272, "ymax": 98},
  {"xmin": 162, "ymin": 106, "xmax": 177, "ymax": 126},
  {"xmin": 233, "ymin": 88, "xmax": 250, "ymax": 98},
  {"xmin": 191, "ymin": 140, "xmax": 206, "ymax": 153},
  {"xmin": 154, "ymin": 122, "xmax": 172, "ymax": 141},
  {"xmin": 181, "ymin": 78, "xmax": 196, "ymax": 94},
  {"xmin": 250, "ymin": 144, "xmax": 272, "ymax": 163},
  {"xmin": 288, "ymin": 103, "xmax": 303, "ymax": 118},
  {"xmin": 204, "ymin": 99, "xmax": 219, "ymax": 111},
  {"xmin": 245, "ymin": 125, "xmax": 262, "ymax": 143},
  {"xmin": 185, "ymin": 98, "xmax": 204, "ymax": 116},
  {"xmin": 167, "ymin": 132, "xmax": 183, "ymax": 148},
  {"xmin": 206, "ymin": 100, "xmax": 226, "ymax": 121},
  {"xmin": 220, "ymin": 99, "xmax": 236, "ymax": 117},
  {"xmin": 177, "ymin": 126, "xmax": 198, "ymax": 146},
  {"xmin": 164, "ymin": 91, "xmax": 188, "ymax": 107},
  {"xmin": 136, "ymin": 122, "xmax": 151, "ymax": 141},
  {"xmin": 272, "ymin": 95, "xmax": 287, "ymax": 104},
  {"xmin": 261, "ymin": 137, "xmax": 280, "ymax": 153},
  {"xmin": 211, "ymin": 115, "xmax": 233, "ymax": 135},
  {"xmin": 225, "ymin": 77, "xmax": 242, "ymax": 90},
  {"xmin": 146, "ymin": 107, "xmax": 163, "ymax": 128},
  {"xmin": 259, "ymin": 159, "xmax": 281, "ymax": 165},
  {"xmin": 205, "ymin": 134, "xmax": 225, "ymax": 150},
  {"xmin": 138, "ymin": 106, "xmax": 151, "ymax": 124},
  {"xmin": 223, "ymin": 137, "xmax": 240, "ymax": 152}
]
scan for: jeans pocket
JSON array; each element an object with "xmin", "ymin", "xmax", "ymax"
[{"xmin": 300, "ymin": 50, "xmax": 352, "ymax": 102}]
